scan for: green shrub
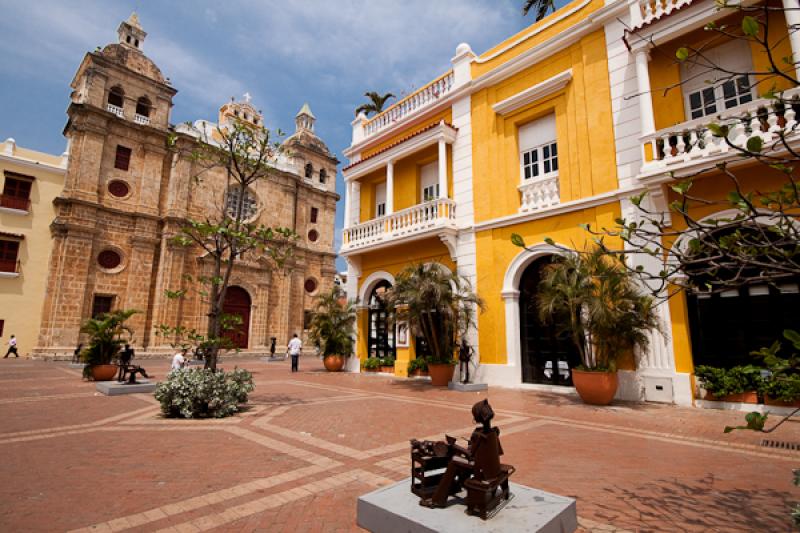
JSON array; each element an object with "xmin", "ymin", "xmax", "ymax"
[
  {"xmin": 379, "ymin": 357, "xmax": 395, "ymax": 367},
  {"xmin": 752, "ymin": 329, "xmax": 800, "ymax": 402},
  {"xmin": 362, "ymin": 358, "xmax": 380, "ymax": 370},
  {"xmin": 154, "ymin": 368, "xmax": 254, "ymax": 418},
  {"xmin": 695, "ymin": 365, "xmax": 764, "ymax": 397},
  {"xmin": 764, "ymin": 374, "xmax": 800, "ymax": 403},
  {"xmin": 407, "ymin": 357, "xmax": 428, "ymax": 373}
]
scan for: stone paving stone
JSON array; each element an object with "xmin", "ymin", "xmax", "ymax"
[{"xmin": 0, "ymin": 357, "xmax": 797, "ymax": 532}]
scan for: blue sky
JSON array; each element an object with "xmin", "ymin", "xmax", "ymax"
[{"xmin": 0, "ymin": 0, "xmax": 567, "ymax": 271}]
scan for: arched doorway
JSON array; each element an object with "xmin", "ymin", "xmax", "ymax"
[
  {"xmin": 368, "ymin": 280, "xmax": 395, "ymax": 359},
  {"xmin": 518, "ymin": 256, "xmax": 581, "ymax": 385},
  {"xmin": 223, "ymin": 286, "xmax": 251, "ymax": 349}
]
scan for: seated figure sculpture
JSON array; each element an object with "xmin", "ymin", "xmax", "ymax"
[
  {"xmin": 117, "ymin": 344, "xmax": 149, "ymax": 384},
  {"xmin": 410, "ymin": 399, "xmax": 515, "ymax": 520}
]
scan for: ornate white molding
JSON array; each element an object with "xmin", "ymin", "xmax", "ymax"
[{"xmin": 493, "ymin": 70, "xmax": 573, "ymax": 116}]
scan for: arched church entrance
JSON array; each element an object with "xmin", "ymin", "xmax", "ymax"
[
  {"xmin": 223, "ymin": 286, "xmax": 251, "ymax": 349},
  {"xmin": 519, "ymin": 255, "xmax": 581, "ymax": 385},
  {"xmin": 368, "ymin": 280, "xmax": 395, "ymax": 359}
]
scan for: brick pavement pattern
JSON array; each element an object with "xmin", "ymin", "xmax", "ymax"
[{"xmin": 0, "ymin": 357, "xmax": 797, "ymax": 532}]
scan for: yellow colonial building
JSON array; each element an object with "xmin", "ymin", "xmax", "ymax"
[
  {"xmin": 340, "ymin": 0, "xmax": 800, "ymax": 406},
  {"xmin": 0, "ymin": 139, "xmax": 68, "ymax": 357}
]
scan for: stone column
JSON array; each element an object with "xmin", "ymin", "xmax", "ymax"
[
  {"xmin": 386, "ymin": 161, "xmax": 394, "ymax": 215},
  {"xmin": 148, "ymin": 236, "xmax": 187, "ymax": 350},
  {"xmin": 123, "ymin": 235, "xmax": 159, "ymax": 348},
  {"xmin": 501, "ymin": 290, "xmax": 521, "ymax": 369},
  {"xmin": 783, "ymin": 0, "xmax": 800, "ymax": 79},
  {"xmin": 343, "ymin": 181, "xmax": 352, "ymax": 229},
  {"xmin": 635, "ymin": 50, "xmax": 655, "ymax": 137},
  {"xmin": 438, "ymin": 138, "xmax": 448, "ymax": 199}
]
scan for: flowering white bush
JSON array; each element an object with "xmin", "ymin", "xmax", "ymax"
[{"xmin": 154, "ymin": 368, "xmax": 254, "ymax": 418}]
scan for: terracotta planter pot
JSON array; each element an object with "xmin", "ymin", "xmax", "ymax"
[
  {"xmin": 380, "ymin": 366, "xmax": 395, "ymax": 374},
  {"xmin": 765, "ymin": 396, "xmax": 800, "ymax": 407},
  {"xmin": 90, "ymin": 364, "xmax": 118, "ymax": 381},
  {"xmin": 428, "ymin": 364, "xmax": 455, "ymax": 386},
  {"xmin": 571, "ymin": 369, "xmax": 618, "ymax": 405},
  {"xmin": 323, "ymin": 355, "xmax": 345, "ymax": 372},
  {"xmin": 705, "ymin": 391, "xmax": 758, "ymax": 403},
  {"xmin": 363, "ymin": 367, "xmax": 378, "ymax": 373}
]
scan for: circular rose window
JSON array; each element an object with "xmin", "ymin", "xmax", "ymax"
[
  {"xmin": 304, "ymin": 278, "xmax": 318, "ymax": 293},
  {"xmin": 308, "ymin": 229, "xmax": 319, "ymax": 242},
  {"xmin": 108, "ymin": 180, "xmax": 130, "ymax": 198},
  {"xmin": 97, "ymin": 250, "xmax": 122, "ymax": 270}
]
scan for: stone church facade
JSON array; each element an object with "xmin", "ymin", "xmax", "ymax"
[{"xmin": 33, "ymin": 14, "xmax": 338, "ymax": 357}]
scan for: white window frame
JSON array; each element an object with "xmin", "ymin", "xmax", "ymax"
[
  {"xmin": 518, "ymin": 114, "xmax": 558, "ymax": 183},
  {"xmin": 420, "ymin": 162, "xmax": 439, "ymax": 203},
  {"xmin": 681, "ymin": 40, "xmax": 756, "ymax": 121},
  {"xmin": 375, "ymin": 182, "xmax": 386, "ymax": 218}
]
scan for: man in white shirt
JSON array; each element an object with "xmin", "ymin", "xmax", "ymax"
[
  {"xmin": 3, "ymin": 335, "xmax": 18, "ymax": 358},
  {"xmin": 287, "ymin": 334, "xmax": 302, "ymax": 373},
  {"xmin": 171, "ymin": 349, "xmax": 187, "ymax": 371}
]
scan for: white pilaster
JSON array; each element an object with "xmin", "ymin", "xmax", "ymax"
[
  {"xmin": 634, "ymin": 50, "xmax": 655, "ymax": 136},
  {"xmin": 783, "ymin": 0, "xmax": 800, "ymax": 79},
  {"xmin": 386, "ymin": 161, "xmax": 394, "ymax": 215},
  {"xmin": 438, "ymin": 138, "xmax": 447, "ymax": 199},
  {"xmin": 343, "ymin": 181, "xmax": 352, "ymax": 229},
  {"xmin": 350, "ymin": 181, "xmax": 361, "ymax": 227},
  {"xmin": 501, "ymin": 290, "xmax": 521, "ymax": 369}
]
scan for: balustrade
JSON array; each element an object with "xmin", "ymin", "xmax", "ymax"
[
  {"xmin": 631, "ymin": 0, "xmax": 694, "ymax": 28},
  {"xmin": 134, "ymin": 113, "xmax": 150, "ymax": 125},
  {"xmin": 518, "ymin": 176, "xmax": 560, "ymax": 212},
  {"xmin": 363, "ymin": 72, "xmax": 455, "ymax": 138},
  {"xmin": 342, "ymin": 198, "xmax": 456, "ymax": 251},
  {"xmin": 106, "ymin": 103, "xmax": 124, "ymax": 118},
  {"xmin": 642, "ymin": 90, "xmax": 800, "ymax": 169}
]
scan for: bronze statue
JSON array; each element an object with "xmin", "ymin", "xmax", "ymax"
[
  {"xmin": 410, "ymin": 399, "xmax": 515, "ymax": 519},
  {"xmin": 117, "ymin": 344, "xmax": 149, "ymax": 384},
  {"xmin": 458, "ymin": 338, "xmax": 474, "ymax": 384}
]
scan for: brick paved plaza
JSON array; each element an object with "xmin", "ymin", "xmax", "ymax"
[{"xmin": 0, "ymin": 357, "xmax": 797, "ymax": 532}]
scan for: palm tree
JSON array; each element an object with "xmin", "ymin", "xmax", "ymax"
[
  {"xmin": 354, "ymin": 91, "xmax": 396, "ymax": 117},
  {"xmin": 537, "ymin": 248, "xmax": 660, "ymax": 371},
  {"xmin": 79, "ymin": 309, "xmax": 138, "ymax": 377},
  {"xmin": 384, "ymin": 263, "xmax": 484, "ymax": 364},
  {"xmin": 523, "ymin": 0, "xmax": 556, "ymax": 21},
  {"xmin": 308, "ymin": 286, "xmax": 356, "ymax": 357}
]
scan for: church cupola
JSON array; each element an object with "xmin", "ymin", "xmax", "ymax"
[
  {"xmin": 218, "ymin": 93, "xmax": 263, "ymax": 127},
  {"xmin": 295, "ymin": 103, "xmax": 316, "ymax": 133},
  {"xmin": 117, "ymin": 12, "xmax": 147, "ymax": 51}
]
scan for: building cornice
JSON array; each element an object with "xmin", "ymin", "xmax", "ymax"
[
  {"xmin": 492, "ymin": 69, "xmax": 573, "ymax": 116},
  {"xmin": 0, "ymin": 153, "xmax": 66, "ymax": 175}
]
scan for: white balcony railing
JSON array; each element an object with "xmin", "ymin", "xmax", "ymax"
[
  {"xmin": 642, "ymin": 89, "xmax": 800, "ymax": 172},
  {"xmin": 631, "ymin": 0, "xmax": 695, "ymax": 28},
  {"xmin": 341, "ymin": 198, "xmax": 457, "ymax": 252},
  {"xmin": 106, "ymin": 103, "xmax": 124, "ymax": 118},
  {"xmin": 134, "ymin": 113, "xmax": 150, "ymax": 125},
  {"xmin": 363, "ymin": 72, "xmax": 455, "ymax": 138},
  {"xmin": 519, "ymin": 176, "xmax": 560, "ymax": 212}
]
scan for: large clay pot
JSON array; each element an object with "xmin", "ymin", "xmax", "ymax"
[
  {"xmin": 765, "ymin": 396, "xmax": 800, "ymax": 407},
  {"xmin": 380, "ymin": 366, "xmax": 395, "ymax": 374},
  {"xmin": 705, "ymin": 391, "xmax": 759, "ymax": 403},
  {"xmin": 323, "ymin": 355, "xmax": 345, "ymax": 372},
  {"xmin": 91, "ymin": 364, "xmax": 118, "ymax": 381},
  {"xmin": 428, "ymin": 363, "xmax": 455, "ymax": 386},
  {"xmin": 571, "ymin": 369, "xmax": 618, "ymax": 405}
]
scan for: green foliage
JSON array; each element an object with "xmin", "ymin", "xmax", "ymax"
[
  {"xmin": 745, "ymin": 136, "xmax": 763, "ymax": 153},
  {"xmin": 694, "ymin": 365, "xmax": 764, "ymax": 397},
  {"xmin": 307, "ymin": 286, "xmax": 356, "ymax": 357},
  {"xmin": 379, "ymin": 357, "xmax": 395, "ymax": 367},
  {"xmin": 154, "ymin": 368, "xmax": 254, "ymax": 419},
  {"xmin": 510, "ymin": 233, "xmax": 526, "ymax": 248},
  {"xmin": 752, "ymin": 329, "xmax": 800, "ymax": 402},
  {"xmin": 742, "ymin": 15, "xmax": 760, "ymax": 37},
  {"xmin": 355, "ymin": 92, "xmax": 396, "ymax": 117},
  {"xmin": 676, "ymin": 47, "xmax": 689, "ymax": 61},
  {"xmin": 362, "ymin": 357, "xmax": 381, "ymax": 370},
  {"xmin": 724, "ymin": 411, "xmax": 768, "ymax": 433},
  {"xmin": 384, "ymin": 263, "xmax": 484, "ymax": 365},
  {"xmin": 536, "ymin": 248, "xmax": 661, "ymax": 371},
  {"xmin": 407, "ymin": 357, "xmax": 428, "ymax": 373},
  {"xmin": 522, "ymin": 0, "xmax": 555, "ymax": 21},
  {"xmin": 79, "ymin": 309, "xmax": 138, "ymax": 377}
]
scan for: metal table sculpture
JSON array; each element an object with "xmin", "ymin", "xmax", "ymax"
[
  {"xmin": 410, "ymin": 399, "xmax": 515, "ymax": 519},
  {"xmin": 117, "ymin": 344, "xmax": 149, "ymax": 384}
]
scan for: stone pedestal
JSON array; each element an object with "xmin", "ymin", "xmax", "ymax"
[
  {"xmin": 448, "ymin": 381, "xmax": 488, "ymax": 392},
  {"xmin": 96, "ymin": 380, "xmax": 157, "ymax": 396},
  {"xmin": 357, "ymin": 478, "xmax": 576, "ymax": 533}
]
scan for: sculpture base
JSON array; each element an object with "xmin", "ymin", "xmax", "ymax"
[
  {"xmin": 95, "ymin": 380, "xmax": 157, "ymax": 396},
  {"xmin": 448, "ymin": 381, "xmax": 488, "ymax": 392},
  {"xmin": 357, "ymin": 478, "xmax": 576, "ymax": 533}
]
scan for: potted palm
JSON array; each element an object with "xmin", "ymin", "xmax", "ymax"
[
  {"xmin": 537, "ymin": 248, "xmax": 660, "ymax": 405},
  {"xmin": 80, "ymin": 309, "xmax": 138, "ymax": 381},
  {"xmin": 308, "ymin": 286, "xmax": 356, "ymax": 372},
  {"xmin": 385, "ymin": 264, "xmax": 483, "ymax": 386}
]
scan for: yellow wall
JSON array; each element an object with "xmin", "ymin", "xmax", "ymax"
[
  {"xmin": 0, "ymin": 142, "xmax": 65, "ymax": 357},
  {"xmin": 474, "ymin": 201, "xmax": 621, "ymax": 365},
  {"xmin": 358, "ymin": 144, "xmax": 453, "ymax": 223},
  {"xmin": 650, "ymin": 8, "xmax": 794, "ymax": 131},
  {"xmin": 471, "ymin": 28, "xmax": 617, "ymax": 224},
  {"xmin": 472, "ymin": 0, "xmax": 605, "ymax": 78}
]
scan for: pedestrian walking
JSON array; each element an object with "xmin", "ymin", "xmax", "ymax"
[
  {"xmin": 171, "ymin": 348, "xmax": 188, "ymax": 371},
  {"xmin": 3, "ymin": 335, "xmax": 19, "ymax": 358},
  {"xmin": 287, "ymin": 334, "xmax": 302, "ymax": 372}
]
